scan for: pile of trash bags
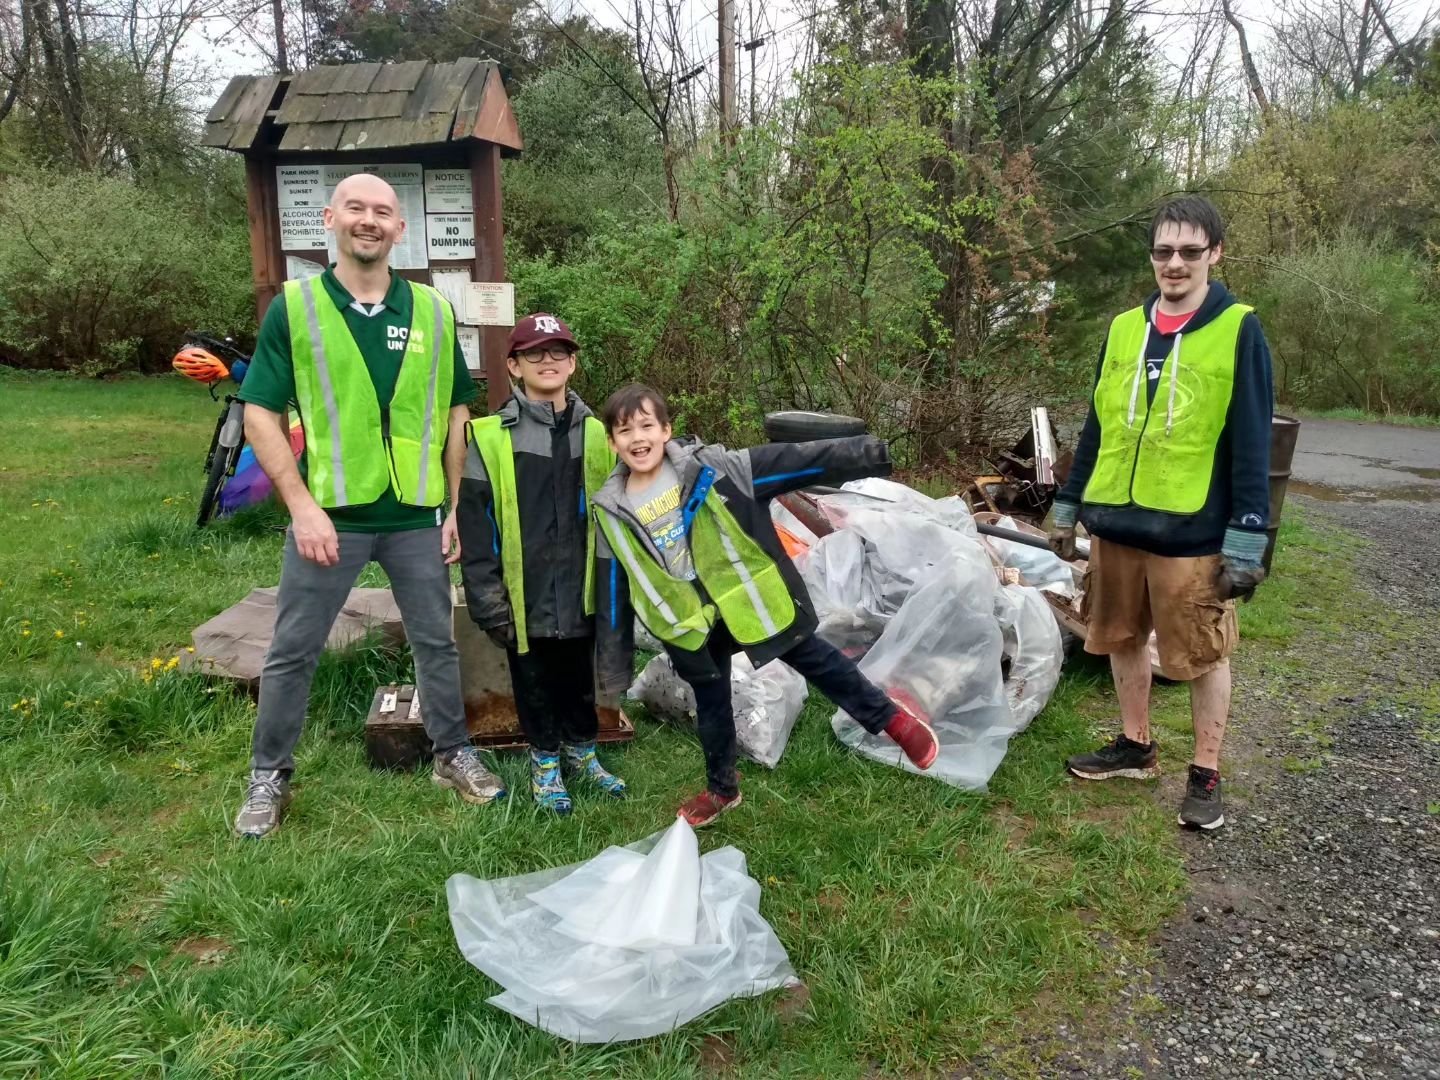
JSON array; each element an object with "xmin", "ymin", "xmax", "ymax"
[
  {"xmin": 446, "ymin": 818, "xmax": 798, "ymax": 1043},
  {"xmin": 628, "ymin": 477, "xmax": 1066, "ymax": 792}
]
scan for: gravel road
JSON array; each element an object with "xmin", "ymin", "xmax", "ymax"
[{"xmin": 1026, "ymin": 418, "xmax": 1440, "ymax": 1079}]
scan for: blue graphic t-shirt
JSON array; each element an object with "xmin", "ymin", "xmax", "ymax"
[{"xmin": 625, "ymin": 461, "xmax": 695, "ymax": 580}]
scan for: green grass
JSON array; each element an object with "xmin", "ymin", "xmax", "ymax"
[
  {"xmin": 0, "ymin": 369, "xmax": 1348, "ymax": 1078},
  {"xmin": 1293, "ymin": 404, "xmax": 1440, "ymax": 428}
]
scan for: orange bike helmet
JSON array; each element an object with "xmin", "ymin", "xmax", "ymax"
[{"xmin": 172, "ymin": 346, "xmax": 230, "ymax": 384}]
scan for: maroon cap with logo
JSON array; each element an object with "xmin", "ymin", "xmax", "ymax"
[{"xmin": 507, "ymin": 313, "xmax": 578, "ymax": 356}]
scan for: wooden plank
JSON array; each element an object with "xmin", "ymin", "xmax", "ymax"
[
  {"xmin": 333, "ymin": 90, "xmax": 408, "ymax": 122},
  {"xmin": 277, "ymin": 122, "xmax": 347, "ymax": 152},
  {"xmin": 417, "ymin": 57, "xmax": 477, "ymax": 118},
  {"xmin": 224, "ymin": 74, "xmax": 281, "ymax": 150},
  {"xmin": 399, "ymin": 63, "xmax": 441, "ymax": 121},
  {"xmin": 370, "ymin": 58, "xmax": 429, "ymax": 94},
  {"xmin": 244, "ymin": 156, "xmax": 284, "ymax": 325},
  {"xmin": 449, "ymin": 61, "xmax": 490, "ymax": 140},
  {"xmin": 205, "ymin": 76, "xmax": 250, "ymax": 124},
  {"xmin": 334, "ymin": 61, "xmax": 382, "ymax": 95},
  {"xmin": 465, "ymin": 65, "xmax": 523, "ymax": 150},
  {"xmin": 274, "ymin": 92, "xmax": 328, "ymax": 125},
  {"xmin": 201, "ymin": 123, "xmax": 235, "ymax": 148},
  {"xmin": 291, "ymin": 64, "xmax": 345, "ymax": 95},
  {"xmin": 338, "ymin": 112, "xmax": 452, "ymax": 151}
]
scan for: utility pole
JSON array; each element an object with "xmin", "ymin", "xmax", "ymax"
[{"xmin": 718, "ymin": 0, "xmax": 737, "ymax": 141}]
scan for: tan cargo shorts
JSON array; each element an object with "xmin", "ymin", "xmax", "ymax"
[{"xmin": 1080, "ymin": 536, "xmax": 1238, "ymax": 681}]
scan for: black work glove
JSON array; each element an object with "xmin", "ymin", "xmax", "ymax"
[
  {"xmin": 484, "ymin": 622, "xmax": 517, "ymax": 651},
  {"xmin": 1215, "ymin": 557, "xmax": 1266, "ymax": 603}
]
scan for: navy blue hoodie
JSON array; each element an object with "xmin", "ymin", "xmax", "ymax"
[{"xmin": 1058, "ymin": 281, "xmax": 1274, "ymax": 557}]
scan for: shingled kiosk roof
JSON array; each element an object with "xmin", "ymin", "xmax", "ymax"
[{"xmin": 202, "ymin": 58, "xmax": 523, "ymax": 155}]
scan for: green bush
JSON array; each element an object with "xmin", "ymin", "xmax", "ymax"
[
  {"xmin": 1236, "ymin": 231, "xmax": 1440, "ymax": 417},
  {"xmin": 0, "ymin": 171, "xmax": 252, "ymax": 375}
]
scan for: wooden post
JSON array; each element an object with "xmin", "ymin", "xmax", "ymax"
[
  {"xmin": 244, "ymin": 155, "xmax": 285, "ymax": 322},
  {"xmin": 469, "ymin": 141, "xmax": 510, "ymax": 412}
]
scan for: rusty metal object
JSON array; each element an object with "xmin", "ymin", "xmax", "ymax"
[{"xmin": 1266, "ymin": 415, "xmax": 1301, "ymax": 573}]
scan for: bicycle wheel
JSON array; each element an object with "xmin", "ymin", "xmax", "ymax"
[{"xmin": 196, "ymin": 441, "xmax": 236, "ymax": 527}]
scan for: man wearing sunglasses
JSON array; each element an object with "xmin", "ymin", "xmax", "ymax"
[{"xmin": 1049, "ymin": 195, "xmax": 1274, "ymax": 831}]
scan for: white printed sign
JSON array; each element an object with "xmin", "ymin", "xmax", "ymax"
[
  {"xmin": 424, "ymin": 168, "xmax": 474, "ymax": 213},
  {"xmin": 464, "ymin": 282, "xmax": 515, "ymax": 327},
  {"xmin": 279, "ymin": 206, "xmax": 327, "ymax": 251},
  {"xmin": 457, "ymin": 326, "xmax": 482, "ymax": 375},
  {"xmin": 427, "ymin": 213, "xmax": 475, "ymax": 260},
  {"xmin": 430, "ymin": 268, "xmax": 472, "ymax": 321},
  {"xmin": 277, "ymin": 165, "xmax": 326, "ymax": 209},
  {"xmin": 285, "ymin": 255, "xmax": 325, "ymax": 281},
  {"xmin": 324, "ymin": 163, "xmax": 423, "ymax": 188}
]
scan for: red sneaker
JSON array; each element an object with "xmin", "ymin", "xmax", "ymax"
[
  {"xmin": 677, "ymin": 789, "xmax": 743, "ymax": 827},
  {"xmin": 883, "ymin": 694, "xmax": 939, "ymax": 770}
]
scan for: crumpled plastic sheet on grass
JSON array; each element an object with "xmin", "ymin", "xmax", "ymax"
[
  {"xmin": 982, "ymin": 514, "xmax": 1078, "ymax": 597},
  {"xmin": 446, "ymin": 818, "xmax": 798, "ymax": 1043},
  {"xmin": 629, "ymin": 650, "xmax": 808, "ymax": 768},
  {"xmin": 832, "ymin": 548, "xmax": 1043, "ymax": 791}
]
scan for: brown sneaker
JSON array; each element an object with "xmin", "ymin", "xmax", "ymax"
[
  {"xmin": 677, "ymin": 789, "xmax": 742, "ymax": 827},
  {"xmin": 234, "ymin": 769, "xmax": 292, "ymax": 839}
]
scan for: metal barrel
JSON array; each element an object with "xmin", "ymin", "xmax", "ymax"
[{"xmin": 1264, "ymin": 414, "xmax": 1301, "ymax": 572}]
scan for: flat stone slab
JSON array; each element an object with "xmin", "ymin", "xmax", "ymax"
[{"xmin": 184, "ymin": 587, "xmax": 405, "ymax": 687}]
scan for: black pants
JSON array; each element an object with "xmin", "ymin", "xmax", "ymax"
[
  {"xmin": 506, "ymin": 637, "xmax": 598, "ymax": 752},
  {"xmin": 673, "ymin": 625, "xmax": 897, "ymax": 798}
]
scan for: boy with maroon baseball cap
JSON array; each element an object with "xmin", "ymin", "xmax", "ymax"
[{"xmin": 455, "ymin": 314, "xmax": 633, "ymax": 814}]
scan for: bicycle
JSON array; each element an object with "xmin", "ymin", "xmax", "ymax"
[{"xmin": 172, "ymin": 333, "xmax": 252, "ymax": 528}]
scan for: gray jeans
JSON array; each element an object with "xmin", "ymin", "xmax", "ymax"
[{"xmin": 251, "ymin": 527, "xmax": 471, "ymax": 772}]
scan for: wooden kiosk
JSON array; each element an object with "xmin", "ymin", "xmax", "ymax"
[
  {"xmin": 202, "ymin": 59, "xmax": 633, "ymax": 761},
  {"xmin": 202, "ymin": 57, "xmax": 521, "ymax": 411}
]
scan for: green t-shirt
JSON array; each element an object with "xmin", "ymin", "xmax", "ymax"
[{"xmin": 238, "ymin": 267, "xmax": 479, "ymax": 533}]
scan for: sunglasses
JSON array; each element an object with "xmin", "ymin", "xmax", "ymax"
[
  {"xmin": 514, "ymin": 345, "xmax": 575, "ymax": 363},
  {"xmin": 1150, "ymin": 245, "xmax": 1213, "ymax": 263}
]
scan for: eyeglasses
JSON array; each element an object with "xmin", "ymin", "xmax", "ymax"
[
  {"xmin": 1150, "ymin": 245, "xmax": 1212, "ymax": 263},
  {"xmin": 515, "ymin": 345, "xmax": 575, "ymax": 363}
]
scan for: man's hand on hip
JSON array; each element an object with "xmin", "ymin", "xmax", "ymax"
[
  {"xmin": 441, "ymin": 509, "xmax": 462, "ymax": 565},
  {"xmin": 292, "ymin": 500, "xmax": 340, "ymax": 567}
]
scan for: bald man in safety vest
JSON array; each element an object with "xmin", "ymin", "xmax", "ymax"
[
  {"xmin": 1049, "ymin": 195, "xmax": 1274, "ymax": 832},
  {"xmin": 233, "ymin": 172, "xmax": 506, "ymax": 838}
]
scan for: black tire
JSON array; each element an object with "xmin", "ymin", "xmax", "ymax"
[
  {"xmin": 196, "ymin": 441, "xmax": 236, "ymax": 527},
  {"xmin": 762, "ymin": 410, "xmax": 867, "ymax": 442}
]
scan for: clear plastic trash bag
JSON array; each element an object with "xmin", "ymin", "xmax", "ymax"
[
  {"xmin": 832, "ymin": 549, "xmax": 1020, "ymax": 791},
  {"xmin": 446, "ymin": 819, "xmax": 798, "ymax": 1043},
  {"xmin": 814, "ymin": 478, "xmax": 979, "ymax": 538},
  {"xmin": 982, "ymin": 514, "xmax": 1078, "ymax": 597},
  {"xmin": 628, "ymin": 650, "xmax": 808, "ymax": 768},
  {"xmin": 995, "ymin": 582, "xmax": 1063, "ymax": 731}
]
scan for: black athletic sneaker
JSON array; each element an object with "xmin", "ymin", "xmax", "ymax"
[
  {"xmin": 1066, "ymin": 734, "xmax": 1159, "ymax": 781},
  {"xmin": 1178, "ymin": 765, "xmax": 1225, "ymax": 830}
]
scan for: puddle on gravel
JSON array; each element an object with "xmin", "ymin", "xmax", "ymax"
[{"xmin": 1289, "ymin": 479, "xmax": 1440, "ymax": 503}]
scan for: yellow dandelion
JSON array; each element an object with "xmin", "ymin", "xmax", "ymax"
[
  {"xmin": 185, "ymin": 646, "xmax": 195, "ymax": 653},
  {"xmin": 54, "ymin": 630, "xmax": 64, "ymax": 639},
  {"xmin": 166, "ymin": 657, "xmax": 180, "ymax": 671},
  {"xmin": 21, "ymin": 630, "xmax": 31, "ymax": 637},
  {"xmin": 151, "ymin": 658, "xmax": 164, "ymax": 670}
]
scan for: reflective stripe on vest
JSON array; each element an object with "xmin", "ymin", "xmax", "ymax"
[
  {"xmin": 1083, "ymin": 302, "xmax": 1250, "ymax": 515},
  {"xmin": 286, "ymin": 277, "xmax": 455, "ymax": 509},
  {"xmin": 597, "ymin": 477, "xmax": 797, "ymax": 651},
  {"xmin": 470, "ymin": 414, "xmax": 613, "ymax": 655},
  {"xmin": 595, "ymin": 508, "xmax": 715, "ymax": 651}
]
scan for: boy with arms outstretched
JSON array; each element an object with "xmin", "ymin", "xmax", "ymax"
[{"xmin": 593, "ymin": 384, "xmax": 939, "ymax": 826}]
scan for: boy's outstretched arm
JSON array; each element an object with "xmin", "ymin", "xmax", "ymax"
[
  {"xmin": 593, "ymin": 529, "xmax": 635, "ymax": 702},
  {"xmin": 455, "ymin": 436, "xmax": 512, "ymax": 630},
  {"xmin": 741, "ymin": 434, "xmax": 892, "ymax": 499}
]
